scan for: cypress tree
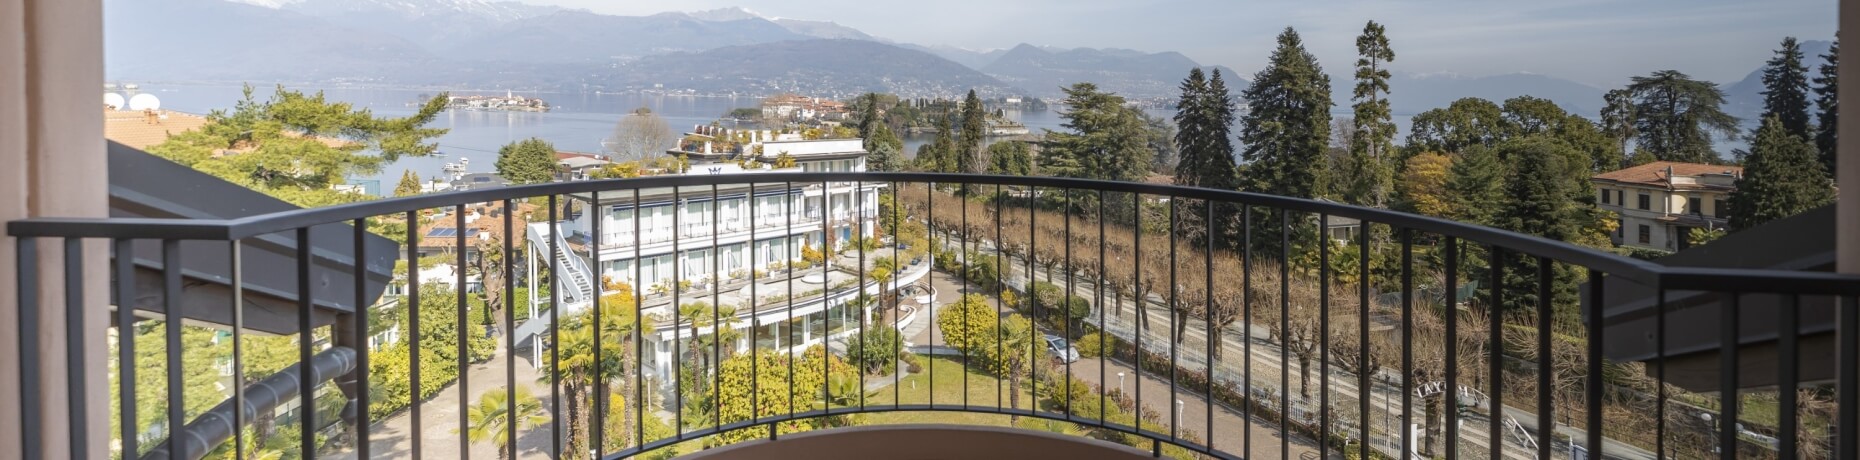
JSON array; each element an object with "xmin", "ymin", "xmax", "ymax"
[
  {"xmin": 1345, "ymin": 20, "xmax": 1396, "ymax": 207},
  {"xmin": 1813, "ymin": 37, "xmax": 1839, "ymax": 179},
  {"xmin": 1728, "ymin": 115, "xmax": 1834, "ymax": 230},
  {"xmin": 1761, "ymin": 37, "xmax": 1814, "ymax": 139},
  {"xmin": 959, "ymin": 89, "xmax": 986, "ymax": 173},
  {"xmin": 1626, "ymin": 70, "xmax": 1740, "ymax": 163}
]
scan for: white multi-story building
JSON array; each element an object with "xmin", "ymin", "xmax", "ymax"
[
  {"xmin": 1593, "ymin": 161, "xmax": 1742, "ymax": 252},
  {"xmin": 520, "ymin": 137, "xmax": 927, "ymax": 387}
]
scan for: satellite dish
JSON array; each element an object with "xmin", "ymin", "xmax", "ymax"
[
  {"xmin": 104, "ymin": 93, "xmax": 126, "ymax": 110},
  {"xmin": 127, "ymin": 93, "xmax": 161, "ymax": 111}
]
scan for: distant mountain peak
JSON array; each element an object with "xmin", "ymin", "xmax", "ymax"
[
  {"xmin": 686, "ymin": 6, "xmax": 766, "ymax": 22},
  {"xmin": 281, "ymin": 0, "xmax": 559, "ymax": 22}
]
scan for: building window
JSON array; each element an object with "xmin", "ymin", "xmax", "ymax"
[
  {"xmin": 1687, "ymin": 197, "xmax": 1701, "ymax": 215},
  {"xmin": 1617, "ymin": 219, "xmax": 1625, "ymax": 238},
  {"xmin": 1714, "ymin": 199, "xmax": 1727, "ymax": 219},
  {"xmin": 1600, "ymin": 189, "xmax": 1610, "ymax": 204},
  {"xmin": 1637, "ymin": 194, "xmax": 1651, "ymax": 210},
  {"xmin": 1638, "ymin": 225, "xmax": 1651, "ymax": 244}
]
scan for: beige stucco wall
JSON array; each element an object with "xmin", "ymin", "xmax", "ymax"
[{"xmin": 0, "ymin": 0, "xmax": 109, "ymax": 458}]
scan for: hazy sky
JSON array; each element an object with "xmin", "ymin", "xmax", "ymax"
[{"xmin": 521, "ymin": 0, "xmax": 1836, "ymax": 87}]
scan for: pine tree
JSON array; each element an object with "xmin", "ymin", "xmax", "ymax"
[
  {"xmin": 1813, "ymin": 37, "xmax": 1839, "ymax": 179},
  {"xmin": 1626, "ymin": 70, "xmax": 1741, "ymax": 163},
  {"xmin": 1040, "ymin": 83, "xmax": 1151, "ymax": 183},
  {"xmin": 1493, "ymin": 137, "xmax": 1586, "ymax": 319},
  {"xmin": 959, "ymin": 90, "xmax": 987, "ymax": 173},
  {"xmin": 1240, "ymin": 27, "xmax": 1331, "ymax": 255},
  {"xmin": 1600, "ymin": 89, "xmax": 1638, "ymax": 170},
  {"xmin": 1728, "ymin": 116, "xmax": 1834, "ymax": 230},
  {"xmin": 1345, "ymin": 20, "xmax": 1396, "ymax": 207},
  {"xmin": 494, "ymin": 137, "xmax": 558, "ymax": 185},
  {"xmin": 1445, "ymin": 145, "xmax": 1506, "ymax": 226},
  {"xmin": 865, "ymin": 123, "xmax": 906, "ymax": 172},
  {"xmin": 918, "ymin": 113, "xmax": 957, "ymax": 172},
  {"xmin": 1762, "ymin": 37, "xmax": 1814, "ymax": 139},
  {"xmin": 1240, "ymin": 27, "xmax": 1333, "ymax": 199},
  {"xmin": 395, "ymin": 169, "xmax": 422, "ymax": 197},
  {"xmin": 1172, "ymin": 68, "xmax": 1239, "ymax": 189}
]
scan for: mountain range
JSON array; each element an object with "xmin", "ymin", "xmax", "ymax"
[{"xmin": 114, "ymin": 0, "xmax": 1780, "ymax": 115}]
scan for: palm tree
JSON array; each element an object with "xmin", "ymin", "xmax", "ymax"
[
  {"xmin": 458, "ymin": 385, "xmax": 549, "ymax": 460},
  {"xmin": 545, "ymin": 325, "xmax": 599, "ymax": 455}
]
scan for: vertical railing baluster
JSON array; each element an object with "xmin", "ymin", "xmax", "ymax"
[
  {"xmin": 711, "ymin": 184, "xmax": 722, "ymax": 429},
  {"xmin": 1280, "ymin": 210, "xmax": 1291, "ymax": 460},
  {"xmin": 962, "ymin": 184, "xmax": 971, "ymax": 410},
  {"xmin": 1065, "ymin": 188, "xmax": 1075, "ymax": 420},
  {"xmin": 549, "ymin": 194, "xmax": 563, "ymax": 455},
  {"xmin": 296, "ymin": 227, "xmax": 315, "ymax": 459},
  {"xmin": 995, "ymin": 184, "xmax": 1005, "ymax": 412},
  {"xmin": 1243, "ymin": 206, "xmax": 1253, "ymax": 457},
  {"xmin": 17, "ymin": 238, "xmax": 41, "ymax": 460},
  {"xmin": 784, "ymin": 182, "xmax": 794, "ymax": 424},
  {"xmin": 1356, "ymin": 222, "xmax": 1369, "ymax": 460},
  {"xmin": 929, "ymin": 181, "xmax": 937, "ymax": 407},
  {"xmin": 1166, "ymin": 194, "xmax": 1177, "ymax": 441},
  {"xmin": 503, "ymin": 200, "xmax": 518, "ymax": 460},
  {"xmin": 1207, "ymin": 200, "xmax": 1219, "ymax": 453},
  {"xmin": 592, "ymin": 191, "xmax": 605, "ymax": 456},
  {"xmin": 1585, "ymin": 268, "xmax": 1605, "ymax": 459},
  {"xmin": 1398, "ymin": 228, "xmax": 1414, "ymax": 460},
  {"xmin": 820, "ymin": 180, "xmax": 831, "ymax": 414},
  {"xmin": 857, "ymin": 180, "xmax": 866, "ymax": 412},
  {"xmin": 1718, "ymin": 292, "xmax": 1738, "ymax": 460},
  {"xmin": 1131, "ymin": 193, "xmax": 1141, "ymax": 435},
  {"xmin": 1443, "ymin": 237, "xmax": 1458, "ymax": 460},
  {"xmin": 1098, "ymin": 190, "xmax": 1108, "ymax": 426},
  {"xmin": 1488, "ymin": 247, "xmax": 1504, "ymax": 460},
  {"xmin": 406, "ymin": 210, "xmax": 423, "ymax": 459},
  {"xmin": 163, "ymin": 239, "xmax": 183, "ymax": 460},
  {"xmin": 454, "ymin": 205, "xmax": 468, "ymax": 459},
  {"xmin": 62, "ymin": 238, "xmax": 87, "ymax": 460},
  {"xmin": 670, "ymin": 189, "xmax": 682, "ymax": 436},
  {"xmin": 352, "ymin": 220, "xmax": 371, "ymax": 460},
  {"xmin": 750, "ymin": 184, "xmax": 760, "ymax": 430},
  {"xmin": 633, "ymin": 188, "xmax": 645, "ymax": 449},
  {"xmin": 1535, "ymin": 256, "xmax": 1552, "ymax": 460},
  {"xmin": 116, "ymin": 239, "xmax": 139, "ymax": 459},
  {"xmin": 1780, "ymin": 293, "xmax": 1800, "ymax": 459},
  {"xmin": 893, "ymin": 184, "xmax": 902, "ymax": 409}
]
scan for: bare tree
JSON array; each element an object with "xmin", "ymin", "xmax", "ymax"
[{"xmin": 607, "ymin": 107, "xmax": 674, "ymax": 162}]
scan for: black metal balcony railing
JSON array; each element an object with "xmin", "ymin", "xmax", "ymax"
[{"xmin": 9, "ymin": 172, "xmax": 1860, "ymax": 460}]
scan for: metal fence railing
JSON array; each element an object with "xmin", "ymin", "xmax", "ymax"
[{"xmin": 9, "ymin": 172, "xmax": 1859, "ymax": 460}]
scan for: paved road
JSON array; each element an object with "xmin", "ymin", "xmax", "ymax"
[{"xmin": 322, "ymin": 341, "xmax": 560, "ymax": 460}]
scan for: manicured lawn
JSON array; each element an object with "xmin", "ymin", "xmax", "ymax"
[{"xmin": 858, "ymin": 356, "xmax": 1041, "ymax": 427}]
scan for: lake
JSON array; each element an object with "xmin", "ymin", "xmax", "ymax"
[{"xmin": 145, "ymin": 83, "xmax": 1419, "ymax": 195}]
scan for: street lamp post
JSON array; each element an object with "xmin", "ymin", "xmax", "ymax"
[{"xmin": 1118, "ymin": 372, "xmax": 1126, "ymax": 396}]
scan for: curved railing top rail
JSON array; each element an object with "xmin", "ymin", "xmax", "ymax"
[{"xmin": 10, "ymin": 172, "xmax": 1860, "ymax": 294}]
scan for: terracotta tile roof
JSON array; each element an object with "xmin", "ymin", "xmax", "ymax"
[
  {"xmin": 416, "ymin": 201, "xmax": 535, "ymax": 249},
  {"xmin": 1592, "ymin": 161, "xmax": 1742, "ymax": 188},
  {"xmin": 103, "ymin": 109, "xmax": 210, "ymax": 150}
]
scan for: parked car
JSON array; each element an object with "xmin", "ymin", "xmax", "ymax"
[{"xmin": 1044, "ymin": 335, "xmax": 1080, "ymax": 363}]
